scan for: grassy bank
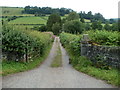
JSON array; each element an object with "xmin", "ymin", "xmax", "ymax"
[
  {"xmin": 69, "ymin": 51, "xmax": 120, "ymax": 87},
  {"xmin": 2, "ymin": 43, "xmax": 53, "ymax": 76},
  {"xmin": 60, "ymin": 32, "xmax": 120, "ymax": 87}
]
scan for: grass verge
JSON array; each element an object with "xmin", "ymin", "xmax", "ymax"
[
  {"xmin": 65, "ymin": 47, "xmax": 120, "ymax": 87},
  {"xmin": 51, "ymin": 39, "xmax": 62, "ymax": 67},
  {"xmin": 2, "ymin": 43, "xmax": 53, "ymax": 76}
]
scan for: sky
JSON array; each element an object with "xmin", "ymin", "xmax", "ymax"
[{"xmin": 0, "ymin": 0, "xmax": 119, "ymax": 19}]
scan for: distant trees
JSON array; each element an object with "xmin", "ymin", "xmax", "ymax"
[
  {"xmin": 93, "ymin": 13, "xmax": 105, "ymax": 22},
  {"xmin": 47, "ymin": 13, "xmax": 61, "ymax": 34},
  {"xmin": 79, "ymin": 11, "xmax": 93, "ymax": 20},
  {"xmin": 34, "ymin": 8, "xmax": 119, "ymax": 34},
  {"xmin": 60, "ymin": 12, "xmax": 85, "ymax": 34},
  {"xmin": 39, "ymin": 25, "xmax": 47, "ymax": 32},
  {"xmin": 66, "ymin": 12, "xmax": 80, "ymax": 21},
  {"xmin": 79, "ymin": 11, "xmax": 106, "ymax": 23},
  {"xmin": 7, "ymin": 16, "xmax": 23, "ymax": 22},
  {"xmin": 118, "ymin": 20, "xmax": 120, "ymax": 31},
  {"xmin": 91, "ymin": 21, "xmax": 103, "ymax": 30},
  {"xmin": 80, "ymin": 18, "xmax": 85, "ymax": 23},
  {"xmin": 23, "ymin": 6, "xmax": 73, "ymax": 16},
  {"xmin": 85, "ymin": 23, "xmax": 91, "ymax": 30},
  {"xmin": 111, "ymin": 23, "xmax": 118, "ymax": 31},
  {"xmin": 63, "ymin": 20, "xmax": 84, "ymax": 34},
  {"xmin": 52, "ymin": 23, "xmax": 61, "ymax": 35},
  {"xmin": 104, "ymin": 23, "xmax": 111, "ymax": 30},
  {"xmin": 109, "ymin": 19, "xmax": 116, "ymax": 24}
]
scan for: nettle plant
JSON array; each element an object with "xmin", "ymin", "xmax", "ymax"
[
  {"xmin": 84, "ymin": 30, "xmax": 120, "ymax": 46},
  {"xmin": 60, "ymin": 32, "xmax": 82, "ymax": 55}
]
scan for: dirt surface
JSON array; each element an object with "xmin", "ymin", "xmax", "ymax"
[{"xmin": 2, "ymin": 37, "xmax": 116, "ymax": 88}]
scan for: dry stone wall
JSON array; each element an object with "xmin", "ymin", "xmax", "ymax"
[{"xmin": 81, "ymin": 34, "xmax": 120, "ymax": 69}]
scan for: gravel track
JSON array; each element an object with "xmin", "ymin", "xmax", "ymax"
[{"xmin": 2, "ymin": 37, "xmax": 116, "ymax": 88}]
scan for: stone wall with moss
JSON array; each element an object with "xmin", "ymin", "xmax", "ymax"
[{"xmin": 81, "ymin": 34, "xmax": 120, "ymax": 69}]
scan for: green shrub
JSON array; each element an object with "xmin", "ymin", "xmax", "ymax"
[
  {"xmin": 60, "ymin": 32, "xmax": 82, "ymax": 55},
  {"xmin": 63, "ymin": 20, "xmax": 84, "ymax": 34},
  {"xmin": 2, "ymin": 24, "xmax": 54, "ymax": 61},
  {"xmin": 83, "ymin": 30, "xmax": 120, "ymax": 46}
]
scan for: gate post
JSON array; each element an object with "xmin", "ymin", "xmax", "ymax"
[{"xmin": 81, "ymin": 34, "xmax": 90, "ymax": 56}]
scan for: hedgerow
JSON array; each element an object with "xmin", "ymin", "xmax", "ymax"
[
  {"xmin": 60, "ymin": 32, "xmax": 82, "ymax": 55},
  {"xmin": 83, "ymin": 30, "xmax": 120, "ymax": 46},
  {"xmin": 60, "ymin": 32, "xmax": 82, "ymax": 66},
  {"xmin": 2, "ymin": 24, "xmax": 54, "ymax": 62}
]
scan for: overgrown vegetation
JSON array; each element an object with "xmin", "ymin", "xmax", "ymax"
[
  {"xmin": 60, "ymin": 32, "xmax": 120, "ymax": 86},
  {"xmin": 60, "ymin": 32, "xmax": 82, "ymax": 57},
  {"xmin": 83, "ymin": 30, "xmax": 120, "ymax": 46},
  {"xmin": 74, "ymin": 56, "xmax": 120, "ymax": 86},
  {"xmin": 2, "ymin": 43, "xmax": 53, "ymax": 76},
  {"xmin": 2, "ymin": 24, "xmax": 54, "ymax": 62},
  {"xmin": 47, "ymin": 13, "xmax": 61, "ymax": 35}
]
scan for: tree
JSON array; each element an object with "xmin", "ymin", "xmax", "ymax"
[
  {"xmin": 23, "ymin": 6, "xmax": 73, "ymax": 16},
  {"xmin": 63, "ymin": 20, "xmax": 84, "ymax": 34},
  {"xmin": 97, "ymin": 21, "xmax": 103, "ymax": 30},
  {"xmin": 91, "ymin": 22, "xmax": 98, "ymax": 30},
  {"xmin": 52, "ymin": 23, "xmax": 61, "ymax": 35},
  {"xmin": 24, "ymin": 6, "xmax": 31, "ymax": 13},
  {"xmin": 85, "ymin": 23, "xmax": 91, "ymax": 30},
  {"xmin": 47, "ymin": 13, "xmax": 61, "ymax": 31},
  {"xmin": 39, "ymin": 25, "xmax": 47, "ymax": 32},
  {"xmin": 87, "ymin": 11, "xmax": 93, "ymax": 20},
  {"xmin": 93, "ymin": 13, "xmax": 105, "ymax": 23},
  {"xmin": 67, "ymin": 12, "xmax": 79, "ymax": 21},
  {"xmin": 79, "ymin": 11, "xmax": 105, "ymax": 23},
  {"xmin": 80, "ymin": 18, "xmax": 85, "ymax": 23},
  {"xmin": 109, "ymin": 19, "xmax": 116, "ymax": 24},
  {"xmin": 91, "ymin": 21, "xmax": 102, "ymax": 30},
  {"xmin": 118, "ymin": 19, "xmax": 120, "ymax": 31},
  {"xmin": 111, "ymin": 23, "xmax": 118, "ymax": 31},
  {"xmin": 104, "ymin": 23, "xmax": 111, "ymax": 30}
]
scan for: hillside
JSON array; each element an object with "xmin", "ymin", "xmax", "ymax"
[{"xmin": 1, "ymin": 7, "xmax": 33, "ymax": 16}]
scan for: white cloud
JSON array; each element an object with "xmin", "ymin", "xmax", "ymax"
[{"xmin": 0, "ymin": 0, "xmax": 119, "ymax": 19}]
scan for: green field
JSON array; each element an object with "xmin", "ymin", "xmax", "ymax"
[
  {"xmin": 1, "ymin": 7, "xmax": 23, "ymax": 16},
  {"xmin": 8, "ymin": 16, "xmax": 47, "ymax": 25},
  {"xmin": 1, "ymin": 7, "xmax": 34, "ymax": 16},
  {"xmin": 84, "ymin": 19, "xmax": 91, "ymax": 23}
]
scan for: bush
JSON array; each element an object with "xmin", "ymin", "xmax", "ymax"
[
  {"xmin": 2, "ymin": 24, "xmax": 54, "ymax": 62},
  {"xmin": 52, "ymin": 22, "xmax": 61, "ymax": 35},
  {"xmin": 60, "ymin": 32, "xmax": 82, "ymax": 56},
  {"xmin": 63, "ymin": 20, "xmax": 84, "ymax": 34},
  {"xmin": 83, "ymin": 30, "xmax": 120, "ymax": 46},
  {"xmin": 39, "ymin": 25, "xmax": 47, "ymax": 32}
]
